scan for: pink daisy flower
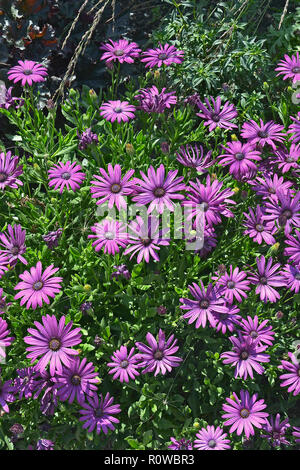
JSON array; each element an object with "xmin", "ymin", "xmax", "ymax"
[
  {"xmin": 248, "ymin": 256, "xmax": 285, "ymax": 303},
  {"xmin": 107, "ymin": 345, "xmax": 140, "ymax": 383},
  {"xmin": 0, "ymin": 151, "xmax": 23, "ymax": 190},
  {"xmin": 100, "ymin": 39, "xmax": 141, "ymax": 64},
  {"xmin": 271, "ymin": 143, "xmax": 300, "ymax": 173},
  {"xmin": 217, "ymin": 141, "xmax": 261, "ymax": 181},
  {"xmin": 278, "ymin": 352, "xmax": 300, "ymax": 396},
  {"xmin": 241, "ymin": 119, "xmax": 286, "ymax": 150},
  {"xmin": 196, "ymin": 96, "xmax": 238, "ymax": 132},
  {"xmin": 0, "ymin": 317, "xmax": 14, "ymax": 360},
  {"xmin": 275, "ymin": 52, "xmax": 300, "ymax": 84},
  {"xmin": 238, "ymin": 315, "xmax": 275, "ymax": 347},
  {"xmin": 288, "ymin": 113, "xmax": 300, "ymax": 143},
  {"xmin": 242, "ymin": 205, "xmax": 277, "ymax": 246},
  {"xmin": 48, "ymin": 161, "xmax": 86, "ymax": 193},
  {"xmin": 88, "ymin": 219, "xmax": 129, "ymax": 255},
  {"xmin": 99, "ymin": 100, "xmax": 136, "ymax": 123},
  {"xmin": 194, "ymin": 426, "xmax": 231, "ymax": 450},
  {"xmin": 8, "ymin": 60, "xmax": 48, "ymax": 86},
  {"xmin": 0, "ymin": 224, "xmax": 27, "ymax": 266},
  {"xmin": 14, "ymin": 261, "xmax": 63, "ymax": 309},
  {"xmin": 212, "ymin": 266, "xmax": 251, "ymax": 304},
  {"xmin": 141, "ymin": 43, "xmax": 184, "ymax": 68}
]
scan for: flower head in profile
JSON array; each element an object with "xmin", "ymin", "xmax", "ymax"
[
  {"xmin": 217, "ymin": 141, "xmax": 261, "ymax": 180},
  {"xmin": 0, "ymin": 379, "xmax": 15, "ymax": 413},
  {"xmin": 0, "ymin": 254, "xmax": 10, "ymax": 279},
  {"xmin": 141, "ymin": 43, "xmax": 184, "ymax": 68},
  {"xmin": 0, "ymin": 85, "xmax": 24, "ymax": 110},
  {"xmin": 222, "ymin": 390, "xmax": 269, "ymax": 439},
  {"xmin": 194, "ymin": 426, "xmax": 231, "ymax": 450},
  {"xmin": 79, "ymin": 392, "xmax": 121, "ymax": 435},
  {"xmin": 0, "ymin": 318, "xmax": 14, "ymax": 360},
  {"xmin": 243, "ymin": 205, "xmax": 276, "ymax": 245},
  {"xmin": 135, "ymin": 329, "xmax": 182, "ymax": 376},
  {"xmin": 0, "ymin": 224, "xmax": 27, "ymax": 266},
  {"xmin": 124, "ymin": 215, "xmax": 169, "ymax": 263},
  {"xmin": 135, "ymin": 86, "xmax": 177, "ymax": 113},
  {"xmin": 88, "ymin": 219, "xmax": 128, "ymax": 255},
  {"xmin": 0, "ymin": 151, "xmax": 23, "ymax": 190},
  {"xmin": 48, "ymin": 161, "xmax": 86, "ymax": 194},
  {"xmin": 179, "ymin": 281, "xmax": 227, "ymax": 329},
  {"xmin": 248, "ymin": 256, "xmax": 285, "ymax": 303},
  {"xmin": 8, "ymin": 60, "xmax": 48, "ymax": 86},
  {"xmin": 281, "ymin": 264, "xmax": 300, "ymax": 293},
  {"xmin": 196, "ymin": 96, "xmax": 238, "ymax": 132},
  {"xmin": 212, "ymin": 266, "xmax": 250, "ymax": 304},
  {"xmin": 288, "ymin": 113, "xmax": 300, "ymax": 143},
  {"xmin": 132, "ymin": 164, "xmax": 185, "ymax": 214},
  {"xmin": 100, "ymin": 39, "xmax": 141, "ymax": 64},
  {"xmin": 77, "ymin": 128, "xmax": 98, "ymax": 150},
  {"xmin": 278, "ymin": 352, "xmax": 300, "ymax": 396},
  {"xmin": 90, "ymin": 164, "xmax": 135, "ymax": 210},
  {"xmin": 275, "ymin": 52, "xmax": 300, "ymax": 84},
  {"xmin": 176, "ymin": 143, "xmax": 213, "ymax": 173},
  {"xmin": 107, "ymin": 345, "xmax": 140, "ymax": 383},
  {"xmin": 168, "ymin": 437, "xmax": 193, "ymax": 450},
  {"xmin": 53, "ymin": 357, "xmax": 98, "ymax": 405},
  {"xmin": 241, "ymin": 119, "xmax": 286, "ymax": 150},
  {"xmin": 238, "ymin": 315, "xmax": 275, "ymax": 347},
  {"xmin": 284, "ymin": 230, "xmax": 300, "ymax": 264},
  {"xmin": 99, "ymin": 100, "xmax": 136, "ymax": 123},
  {"xmin": 42, "ymin": 228, "xmax": 63, "ymax": 250},
  {"xmin": 24, "ymin": 314, "xmax": 82, "ymax": 376},
  {"xmin": 14, "ymin": 261, "xmax": 62, "ymax": 309},
  {"xmin": 261, "ymin": 414, "xmax": 290, "ymax": 447}
]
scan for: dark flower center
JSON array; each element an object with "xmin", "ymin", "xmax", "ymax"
[
  {"xmin": 154, "ymin": 187, "xmax": 165, "ymax": 197},
  {"xmin": 258, "ymin": 131, "xmax": 268, "ymax": 138},
  {"xmin": 154, "ymin": 350, "xmax": 164, "ymax": 360},
  {"xmin": 235, "ymin": 152, "xmax": 245, "ymax": 161},
  {"xmin": 120, "ymin": 360, "xmax": 129, "ymax": 368},
  {"xmin": 286, "ymin": 156, "xmax": 295, "ymax": 163},
  {"xmin": 114, "ymin": 49, "xmax": 124, "ymax": 56},
  {"xmin": 240, "ymin": 350, "xmax": 249, "ymax": 360},
  {"xmin": 140, "ymin": 237, "xmax": 151, "ymax": 246},
  {"xmin": 95, "ymin": 408, "xmax": 103, "ymax": 418},
  {"xmin": 11, "ymin": 245, "xmax": 20, "ymax": 255},
  {"xmin": 211, "ymin": 113, "xmax": 220, "ymax": 122},
  {"xmin": 49, "ymin": 338, "xmax": 61, "ymax": 351},
  {"xmin": 227, "ymin": 280, "xmax": 235, "ymax": 289},
  {"xmin": 105, "ymin": 231, "xmax": 114, "ymax": 240},
  {"xmin": 23, "ymin": 69, "xmax": 33, "ymax": 76},
  {"xmin": 240, "ymin": 408, "xmax": 250, "ymax": 418},
  {"xmin": 111, "ymin": 183, "xmax": 121, "ymax": 193},
  {"xmin": 0, "ymin": 172, "xmax": 7, "ymax": 182},
  {"xmin": 250, "ymin": 330, "xmax": 258, "ymax": 339},
  {"xmin": 61, "ymin": 172, "xmax": 71, "ymax": 180},
  {"xmin": 255, "ymin": 224, "xmax": 264, "ymax": 232},
  {"xmin": 33, "ymin": 281, "xmax": 43, "ymax": 291},
  {"xmin": 298, "ymin": 369, "xmax": 300, "ymax": 377},
  {"xmin": 208, "ymin": 439, "xmax": 216, "ymax": 448},
  {"xmin": 71, "ymin": 374, "xmax": 81, "ymax": 386},
  {"xmin": 114, "ymin": 107, "xmax": 122, "ymax": 113},
  {"xmin": 158, "ymin": 53, "xmax": 167, "ymax": 60},
  {"xmin": 200, "ymin": 299, "xmax": 209, "ymax": 309},
  {"xmin": 268, "ymin": 187, "xmax": 276, "ymax": 194},
  {"xmin": 295, "ymin": 273, "xmax": 300, "ymax": 280},
  {"xmin": 202, "ymin": 202, "xmax": 209, "ymax": 212},
  {"xmin": 292, "ymin": 67, "xmax": 300, "ymax": 73},
  {"xmin": 260, "ymin": 276, "xmax": 268, "ymax": 285},
  {"xmin": 282, "ymin": 209, "xmax": 292, "ymax": 219}
]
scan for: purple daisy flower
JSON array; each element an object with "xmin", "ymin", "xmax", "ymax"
[
  {"xmin": 196, "ymin": 96, "xmax": 238, "ymax": 132},
  {"xmin": 0, "ymin": 254, "xmax": 10, "ymax": 279},
  {"xmin": 135, "ymin": 329, "xmax": 182, "ymax": 376},
  {"xmin": 248, "ymin": 174, "xmax": 293, "ymax": 201},
  {"xmin": 42, "ymin": 228, "xmax": 63, "ymax": 250},
  {"xmin": 14, "ymin": 261, "xmax": 62, "ymax": 309},
  {"xmin": 217, "ymin": 141, "xmax": 261, "ymax": 180},
  {"xmin": 243, "ymin": 205, "xmax": 276, "ymax": 245},
  {"xmin": 36, "ymin": 439, "xmax": 54, "ymax": 450},
  {"xmin": 183, "ymin": 175, "xmax": 235, "ymax": 227},
  {"xmin": 293, "ymin": 427, "xmax": 300, "ymax": 443},
  {"xmin": 221, "ymin": 334, "xmax": 270, "ymax": 380},
  {"xmin": 168, "ymin": 437, "xmax": 193, "ymax": 450},
  {"xmin": 222, "ymin": 390, "xmax": 269, "ymax": 439},
  {"xmin": 132, "ymin": 164, "xmax": 185, "ymax": 214},
  {"xmin": 77, "ymin": 128, "xmax": 98, "ymax": 150},
  {"xmin": 0, "ymin": 224, "xmax": 27, "ymax": 266},
  {"xmin": 0, "ymin": 379, "xmax": 15, "ymax": 413},
  {"xmin": 33, "ymin": 369, "xmax": 59, "ymax": 416},
  {"xmin": 261, "ymin": 414, "xmax": 290, "ymax": 447},
  {"xmin": 79, "ymin": 392, "xmax": 121, "ymax": 435},
  {"xmin": 212, "ymin": 266, "xmax": 251, "ymax": 304},
  {"xmin": 263, "ymin": 190, "xmax": 300, "ymax": 236},
  {"xmin": 13, "ymin": 367, "xmax": 38, "ymax": 400},
  {"xmin": 0, "ymin": 288, "xmax": 11, "ymax": 315},
  {"xmin": 194, "ymin": 425, "xmax": 231, "ymax": 450},
  {"xmin": 135, "ymin": 86, "xmax": 177, "ymax": 113},
  {"xmin": 0, "ymin": 317, "xmax": 14, "ymax": 360},
  {"xmin": 213, "ymin": 303, "xmax": 241, "ymax": 334},
  {"xmin": 179, "ymin": 281, "xmax": 227, "ymax": 329},
  {"xmin": 53, "ymin": 357, "xmax": 98, "ymax": 405},
  {"xmin": 238, "ymin": 315, "xmax": 275, "ymax": 347},
  {"xmin": 48, "ymin": 161, "xmax": 86, "ymax": 194},
  {"xmin": 281, "ymin": 264, "xmax": 300, "ymax": 293},
  {"xmin": 88, "ymin": 219, "xmax": 129, "ymax": 255},
  {"xmin": 275, "ymin": 52, "xmax": 300, "ymax": 84},
  {"xmin": 90, "ymin": 164, "xmax": 135, "ymax": 210},
  {"xmin": 107, "ymin": 345, "xmax": 140, "ymax": 383},
  {"xmin": 288, "ymin": 113, "xmax": 300, "ymax": 143},
  {"xmin": 99, "ymin": 100, "xmax": 136, "ymax": 123},
  {"xmin": 124, "ymin": 215, "xmax": 169, "ymax": 263},
  {"xmin": 240, "ymin": 119, "xmax": 286, "ymax": 150},
  {"xmin": 141, "ymin": 43, "xmax": 184, "ymax": 68},
  {"xmin": 100, "ymin": 38, "xmax": 141, "ymax": 64},
  {"xmin": 176, "ymin": 143, "xmax": 213, "ymax": 173},
  {"xmin": 24, "ymin": 314, "xmax": 82, "ymax": 376},
  {"xmin": 8, "ymin": 60, "xmax": 48, "ymax": 86},
  {"xmin": 248, "ymin": 256, "xmax": 285, "ymax": 303},
  {"xmin": 272, "ymin": 143, "xmax": 300, "ymax": 173},
  {"xmin": 0, "ymin": 151, "xmax": 23, "ymax": 190},
  {"xmin": 278, "ymin": 352, "xmax": 300, "ymax": 396},
  {"xmin": 0, "ymin": 85, "xmax": 24, "ymax": 110},
  {"xmin": 111, "ymin": 264, "xmax": 131, "ymax": 281},
  {"xmin": 284, "ymin": 230, "xmax": 300, "ymax": 264}
]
